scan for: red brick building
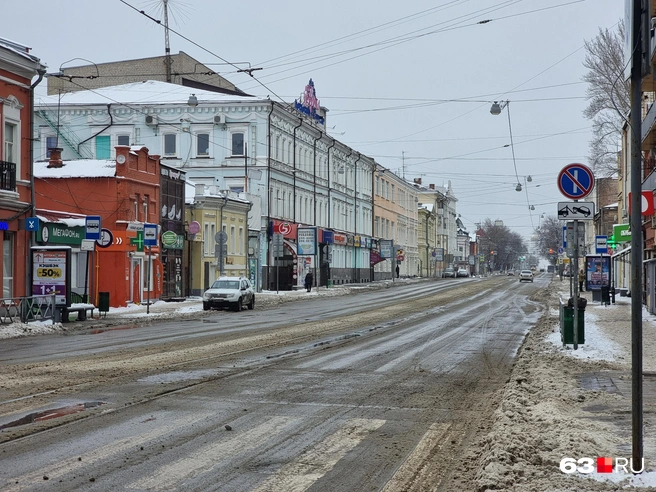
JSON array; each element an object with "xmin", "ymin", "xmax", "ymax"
[
  {"xmin": 0, "ymin": 38, "xmax": 46, "ymax": 298},
  {"xmin": 34, "ymin": 146, "xmax": 163, "ymax": 307}
]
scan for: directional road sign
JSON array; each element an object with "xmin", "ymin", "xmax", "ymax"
[{"xmin": 557, "ymin": 163, "xmax": 595, "ymax": 200}]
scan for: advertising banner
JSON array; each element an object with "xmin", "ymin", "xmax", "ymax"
[
  {"xmin": 585, "ymin": 255, "xmax": 610, "ymax": 290},
  {"xmin": 297, "ymin": 227, "xmax": 317, "ymax": 255}
]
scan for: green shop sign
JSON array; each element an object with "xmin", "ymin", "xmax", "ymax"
[
  {"xmin": 613, "ymin": 223, "xmax": 631, "ymax": 243},
  {"xmin": 40, "ymin": 223, "xmax": 84, "ymax": 245},
  {"xmin": 161, "ymin": 231, "xmax": 185, "ymax": 250}
]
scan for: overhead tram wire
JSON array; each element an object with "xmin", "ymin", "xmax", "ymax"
[{"xmin": 117, "ymin": 0, "xmax": 287, "ymax": 105}]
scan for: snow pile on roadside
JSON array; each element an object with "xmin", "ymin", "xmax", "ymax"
[
  {"xmin": 456, "ymin": 282, "xmax": 656, "ymax": 491},
  {"xmin": 0, "ymin": 319, "xmax": 67, "ymax": 339}
]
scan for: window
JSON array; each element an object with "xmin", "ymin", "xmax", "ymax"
[
  {"xmin": 46, "ymin": 136, "xmax": 58, "ymax": 158},
  {"xmin": 164, "ymin": 134, "xmax": 176, "ymax": 156},
  {"xmin": 117, "ymin": 135, "xmax": 130, "ymax": 146},
  {"xmin": 197, "ymin": 133, "xmax": 210, "ymax": 156},
  {"xmin": 231, "ymin": 132, "xmax": 244, "ymax": 156},
  {"xmin": 230, "ymin": 225, "xmax": 236, "ymax": 253},
  {"xmin": 204, "ymin": 222, "xmax": 216, "ymax": 256},
  {"xmin": 239, "ymin": 227, "xmax": 244, "ymax": 254},
  {"xmin": 3, "ymin": 233, "xmax": 13, "ymax": 297},
  {"xmin": 143, "ymin": 195, "xmax": 149, "ymax": 222},
  {"xmin": 96, "ymin": 135, "xmax": 110, "ymax": 159},
  {"xmin": 4, "ymin": 122, "xmax": 16, "ymax": 162}
]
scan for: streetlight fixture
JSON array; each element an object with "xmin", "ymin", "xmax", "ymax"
[{"xmin": 490, "ymin": 100, "xmax": 521, "ymax": 192}]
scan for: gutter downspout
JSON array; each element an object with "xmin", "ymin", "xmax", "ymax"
[
  {"xmin": 312, "ymin": 131, "xmax": 322, "ymax": 225},
  {"xmin": 344, "ymin": 149, "xmax": 353, "ymax": 282},
  {"xmin": 292, "ymin": 118, "xmax": 303, "ymax": 224},
  {"xmin": 77, "ymin": 103, "xmax": 113, "ymax": 155},
  {"xmin": 29, "ymin": 68, "xmax": 46, "ymax": 296},
  {"xmin": 353, "ymin": 152, "xmax": 362, "ymax": 282},
  {"xmin": 326, "ymin": 139, "xmax": 336, "ymax": 229}
]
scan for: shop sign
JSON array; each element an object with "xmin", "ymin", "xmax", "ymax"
[
  {"xmin": 41, "ymin": 223, "xmax": 84, "ymax": 245},
  {"xmin": 333, "ymin": 233, "xmax": 347, "ymax": 245}
]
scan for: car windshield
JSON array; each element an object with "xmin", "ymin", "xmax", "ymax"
[
  {"xmin": 445, "ymin": 268, "xmax": 454, "ymax": 272},
  {"xmin": 521, "ymin": 271, "xmax": 532, "ymax": 275},
  {"xmin": 211, "ymin": 280, "xmax": 240, "ymax": 290}
]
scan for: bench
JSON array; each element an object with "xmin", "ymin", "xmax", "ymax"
[{"xmin": 61, "ymin": 303, "xmax": 95, "ymax": 322}]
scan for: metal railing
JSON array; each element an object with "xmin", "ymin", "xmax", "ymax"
[
  {"xmin": 0, "ymin": 294, "xmax": 57, "ymax": 324},
  {"xmin": 0, "ymin": 161, "xmax": 16, "ymax": 191}
]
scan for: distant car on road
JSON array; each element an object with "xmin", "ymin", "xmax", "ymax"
[
  {"xmin": 457, "ymin": 268, "xmax": 470, "ymax": 278},
  {"xmin": 519, "ymin": 270, "xmax": 534, "ymax": 282},
  {"xmin": 443, "ymin": 267, "xmax": 455, "ymax": 278},
  {"xmin": 507, "ymin": 271, "xmax": 515, "ymax": 276},
  {"xmin": 203, "ymin": 276, "xmax": 255, "ymax": 311}
]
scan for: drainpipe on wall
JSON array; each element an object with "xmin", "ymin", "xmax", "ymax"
[
  {"xmin": 28, "ymin": 68, "xmax": 46, "ymax": 296},
  {"xmin": 353, "ymin": 152, "xmax": 362, "ymax": 282},
  {"xmin": 292, "ymin": 118, "xmax": 303, "ymax": 224},
  {"xmin": 326, "ymin": 138, "xmax": 336, "ymax": 229}
]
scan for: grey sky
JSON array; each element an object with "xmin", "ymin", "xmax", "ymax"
[{"xmin": 4, "ymin": 0, "xmax": 623, "ymax": 240}]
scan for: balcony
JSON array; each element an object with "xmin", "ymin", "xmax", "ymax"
[{"xmin": 0, "ymin": 161, "xmax": 16, "ymax": 191}]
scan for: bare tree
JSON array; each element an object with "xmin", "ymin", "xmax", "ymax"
[{"xmin": 582, "ymin": 22, "xmax": 628, "ymax": 177}]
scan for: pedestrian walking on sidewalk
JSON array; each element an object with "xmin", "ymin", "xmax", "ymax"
[
  {"xmin": 304, "ymin": 271, "xmax": 314, "ymax": 292},
  {"xmin": 578, "ymin": 269, "xmax": 585, "ymax": 292}
]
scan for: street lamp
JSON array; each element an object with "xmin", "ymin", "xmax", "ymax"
[{"xmin": 491, "ymin": 100, "xmax": 521, "ymax": 192}]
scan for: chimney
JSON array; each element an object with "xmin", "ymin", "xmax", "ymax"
[
  {"xmin": 429, "ymin": 184, "xmax": 435, "ymax": 189},
  {"xmin": 47, "ymin": 148, "xmax": 64, "ymax": 168}
]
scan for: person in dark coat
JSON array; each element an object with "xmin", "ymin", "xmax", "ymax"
[{"xmin": 304, "ymin": 271, "xmax": 314, "ymax": 292}]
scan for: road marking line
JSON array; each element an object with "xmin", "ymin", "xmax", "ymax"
[
  {"xmin": 4, "ymin": 412, "xmax": 214, "ymax": 491},
  {"xmin": 128, "ymin": 416, "xmax": 295, "ymax": 490},
  {"xmin": 382, "ymin": 422, "xmax": 459, "ymax": 492},
  {"xmin": 253, "ymin": 418, "xmax": 385, "ymax": 492}
]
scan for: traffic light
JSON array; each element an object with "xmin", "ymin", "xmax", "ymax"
[{"xmin": 608, "ymin": 234, "xmax": 617, "ymax": 250}]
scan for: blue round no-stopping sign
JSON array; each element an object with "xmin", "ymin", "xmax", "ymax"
[{"xmin": 557, "ymin": 163, "xmax": 594, "ymax": 200}]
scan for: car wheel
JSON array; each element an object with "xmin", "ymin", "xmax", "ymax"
[
  {"xmin": 248, "ymin": 296, "xmax": 255, "ymax": 310},
  {"xmin": 203, "ymin": 302, "xmax": 210, "ymax": 311},
  {"xmin": 233, "ymin": 298, "xmax": 242, "ymax": 312}
]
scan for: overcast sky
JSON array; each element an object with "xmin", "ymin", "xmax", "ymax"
[{"xmin": 4, "ymin": 0, "xmax": 623, "ymax": 241}]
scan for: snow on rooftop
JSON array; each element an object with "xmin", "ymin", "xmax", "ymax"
[
  {"xmin": 34, "ymin": 80, "xmax": 259, "ymax": 107},
  {"xmin": 34, "ymin": 159, "xmax": 116, "ymax": 178}
]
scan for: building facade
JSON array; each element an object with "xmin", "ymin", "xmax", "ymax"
[{"xmin": 0, "ymin": 38, "xmax": 46, "ymax": 299}]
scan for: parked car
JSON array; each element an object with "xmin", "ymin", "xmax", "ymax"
[
  {"xmin": 519, "ymin": 270, "xmax": 534, "ymax": 282},
  {"xmin": 203, "ymin": 276, "xmax": 255, "ymax": 311},
  {"xmin": 443, "ymin": 267, "xmax": 456, "ymax": 278},
  {"xmin": 457, "ymin": 268, "xmax": 470, "ymax": 278}
]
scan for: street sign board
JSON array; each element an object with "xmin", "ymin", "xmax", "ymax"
[
  {"xmin": 143, "ymin": 223, "xmax": 158, "ymax": 246},
  {"xmin": 557, "ymin": 201, "xmax": 595, "ymax": 220},
  {"xmin": 565, "ymin": 221, "xmax": 585, "ymax": 257},
  {"xmin": 96, "ymin": 228, "xmax": 113, "ymax": 248},
  {"xmin": 26, "ymin": 216, "xmax": 39, "ymax": 232},
  {"xmin": 557, "ymin": 163, "xmax": 595, "ymax": 200},
  {"xmin": 85, "ymin": 216, "xmax": 101, "ymax": 240},
  {"xmin": 215, "ymin": 231, "xmax": 228, "ymax": 244},
  {"xmin": 272, "ymin": 233, "xmax": 284, "ymax": 258},
  {"xmin": 595, "ymin": 235, "xmax": 608, "ymax": 254}
]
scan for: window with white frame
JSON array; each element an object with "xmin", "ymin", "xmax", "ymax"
[
  {"xmin": 3, "ymin": 233, "xmax": 13, "ymax": 297},
  {"xmin": 197, "ymin": 132, "xmax": 210, "ymax": 157},
  {"xmin": 204, "ymin": 222, "xmax": 216, "ymax": 256},
  {"xmin": 231, "ymin": 132, "xmax": 245, "ymax": 156},
  {"xmin": 164, "ymin": 133, "xmax": 177, "ymax": 156},
  {"xmin": 117, "ymin": 134, "xmax": 130, "ymax": 147},
  {"xmin": 239, "ymin": 227, "xmax": 244, "ymax": 254},
  {"xmin": 230, "ymin": 225, "xmax": 236, "ymax": 253},
  {"xmin": 4, "ymin": 122, "xmax": 17, "ymax": 163}
]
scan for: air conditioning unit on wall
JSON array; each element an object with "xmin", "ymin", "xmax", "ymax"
[
  {"xmin": 145, "ymin": 115, "xmax": 158, "ymax": 126},
  {"xmin": 213, "ymin": 114, "xmax": 225, "ymax": 125}
]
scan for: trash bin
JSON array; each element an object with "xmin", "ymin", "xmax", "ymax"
[
  {"xmin": 98, "ymin": 292, "xmax": 110, "ymax": 317},
  {"xmin": 327, "ymin": 279, "xmax": 333, "ymax": 288},
  {"xmin": 561, "ymin": 305, "xmax": 585, "ymax": 345},
  {"xmin": 601, "ymin": 286, "xmax": 610, "ymax": 305}
]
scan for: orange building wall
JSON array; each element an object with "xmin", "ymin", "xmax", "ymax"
[{"xmin": 35, "ymin": 147, "xmax": 162, "ymax": 307}]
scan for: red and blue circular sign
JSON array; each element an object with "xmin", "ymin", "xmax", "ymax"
[{"xmin": 557, "ymin": 163, "xmax": 594, "ymax": 200}]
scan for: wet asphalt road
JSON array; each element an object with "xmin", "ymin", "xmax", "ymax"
[{"xmin": 0, "ymin": 275, "xmax": 547, "ymax": 491}]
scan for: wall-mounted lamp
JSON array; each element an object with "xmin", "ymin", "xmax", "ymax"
[
  {"xmin": 515, "ymin": 183, "xmax": 522, "ymax": 192},
  {"xmin": 187, "ymin": 94, "xmax": 198, "ymax": 107}
]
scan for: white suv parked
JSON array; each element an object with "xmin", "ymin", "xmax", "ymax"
[{"xmin": 203, "ymin": 276, "xmax": 255, "ymax": 311}]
